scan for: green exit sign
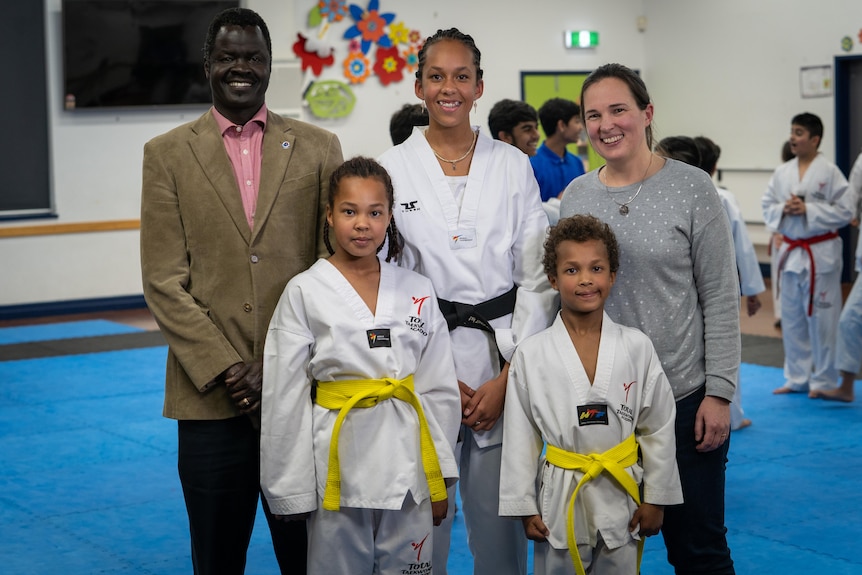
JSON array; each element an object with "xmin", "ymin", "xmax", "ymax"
[{"xmin": 564, "ymin": 30, "xmax": 599, "ymax": 49}]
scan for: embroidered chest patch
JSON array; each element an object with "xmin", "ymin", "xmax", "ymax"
[
  {"xmin": 577, "ymin": 403, "xmax": 609, "ymax": 426},
  {"xmin": 367, "ymin": 329, "xmax": 392, "ymax": 348}
]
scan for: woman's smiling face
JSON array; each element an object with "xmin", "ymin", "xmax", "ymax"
[
  {"xmin": 582, "ymin": 77, "xmax": 653, "ymax": 163},
  {"xmin": 414, "ymin": 39, "xmax": 483, "ymax": 130}
]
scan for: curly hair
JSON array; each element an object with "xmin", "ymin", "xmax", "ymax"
[
  {"xmin": 323, "ymin": 157, "xmax": 403, "ymax": 263},
  {"xmin": 543, "ymin": 215, "xmax": 619, "ymax": 277}
]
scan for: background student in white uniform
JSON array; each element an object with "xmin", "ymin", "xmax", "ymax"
[
  {"xmin": 378, "ymin": 28, "xmax": 557, "ymax": 575},
  {"xmin": 813, "ymin": 228, "xmax": 860, "ymax": 403},
  {"xmin": 500, "ymin": 215, "xmax": 682, "ymax": 575},
  {"xmin": 769, "ymin": 141, "xmax": 797, "ymax": 329},
  {"xmin": 814, "ymin": 149, "xmax": 862, "ymax": 402},
  {"xmin": 260, "ymin": 157, "xmax": 461, "ymax": 575},
  {"xmin": 762, "ymin": 113, "xmax": 853, "ymax": 397}
]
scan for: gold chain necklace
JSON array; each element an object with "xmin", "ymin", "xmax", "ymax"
[
  {"xmin": 602, "ymin": 154, "xmax": 653, "ymax": 215},
  {"xmin": 429, "ymin": 130, "xmax": 478, "ymax": 171}
]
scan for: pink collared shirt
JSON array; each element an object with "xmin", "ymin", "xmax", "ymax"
[{"xmin": 212, "ymin": 105, "xmax": 268, "ymax": 230}]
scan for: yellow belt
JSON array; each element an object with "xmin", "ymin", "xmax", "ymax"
[
  {"xmin": 545, "ymin": 434, "xmax": 642, "ymax": 575},
  {"xmin": 315, "ymin": 375, "xmax": 447, "ymax": 511}
]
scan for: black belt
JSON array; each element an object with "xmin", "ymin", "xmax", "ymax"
[{"xmin": 437, "ymin": 285, "xmax": 517, "ymax": 334}]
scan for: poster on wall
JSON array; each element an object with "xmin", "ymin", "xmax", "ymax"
[{"xmin": 799, "ymin": 65, "xmax": 832, "ymax": 98}]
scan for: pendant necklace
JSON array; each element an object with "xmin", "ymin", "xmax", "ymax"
[
  {"xmin": 430, "ymin": 130, "xmax": 478, "ymax": 171},
  {"xmin": 603, "ymin": 154, "xmax": 653, "ymax": 215}
]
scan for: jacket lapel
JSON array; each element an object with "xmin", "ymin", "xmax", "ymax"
[
  {"xmin": 252, "ymin": 112, "xmax": 295, "ymax": 243},
  {"xmin": 189, "ymin": 113, "xmax": 251, "ymax": 243}
]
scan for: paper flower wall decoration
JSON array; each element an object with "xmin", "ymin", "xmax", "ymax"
[
  {"xmin": 305, "ymin": 80, "xmax": 356, "ymax": 119},
  {"xmin": 402, "ymin": 45, "xmax": 419, "ymax": 73},
  {"xmin": 343, "ymin": 50, "xmax": 371, "ymax": 84},
  {"xmin": 343, "ymin": 0, "xmax": 395, "ymax": 54},
  {"xmin": 388, "ymin": 21, "xmax": 410, "ymax": 45},
  {"xmin": 297, "ymin": 0, "xmax": 423, "ymax": 117},
  {"xmin": 292, "ymin": 33, "xmax": 335, "ymax": 76},
  {"xmin": 318, "ymin": 0, "xmax": 348, "ymax": 22},
  {"xmin": 373, "ymin": 46, "xmax": 406, "ymax": 86}
]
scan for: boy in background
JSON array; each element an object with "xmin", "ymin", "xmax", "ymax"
[
  {"xmin": 488, "ymin": 98, "xmax": 540, "ymax": 157},
  {"xmin": 762, "ymin": 113, "xmax": 853, "ymax": 397},
  {"xmin": 389, "ymin": 103, "xmax": 429, "ymax": 146},
  {"xmin": 531, "ymin": 98, "xmax": 586, "ymax": 202}
]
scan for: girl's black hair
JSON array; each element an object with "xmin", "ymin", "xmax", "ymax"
[
  {"xmin": 415, "ymin": 28, "xmax": 483, "ymax": 81},
  {"xmin": 324, "ymin": 157, "xmax": 402, "ymax": 263}
]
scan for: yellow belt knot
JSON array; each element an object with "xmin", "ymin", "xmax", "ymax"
[
  {"xmin": 375, "ymin": 382, "xmax": 398, "ymax": 402},
  {"xmin": 545, "ymin": 434, "xmax": 641, "ymax": 575},
  {"xmin": 315, "ymin": 375, "xmax": 447, "ymax": 511},
  {"xmin": 583, "ymin": 461, "xmax": 604, "ymax": 481}
]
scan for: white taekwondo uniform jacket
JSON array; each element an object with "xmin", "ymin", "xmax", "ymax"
[
  {"xmin": 378, "ymin": 127, "xmax": 558, "ymax": 449},
  {"xmin": 260, "ymin": 259, "xmax": 461, "ymax": 514},
  {"xmin": 500, "ymin": 313, "xmax": 683, "ymax": 550}
]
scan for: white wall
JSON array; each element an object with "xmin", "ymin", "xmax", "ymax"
[
  {"xmin": 0, "ymin": 0, "xmax": 859, "ymax": 307},
  {"xmin": 288, "ymin": 0, "xmax": 647, "ymax": 159},
  {"xmin": 644, "ymin": 0, "xmax": 862, "ymax": 244}
]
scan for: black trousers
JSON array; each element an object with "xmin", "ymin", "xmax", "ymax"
[
  {"xmin": 178, "ymin": 417, "xmax": 307, "ymax": 575},
  {"xmin": 661, "ymin": 386, "xmax": 735, "ymax": 575}
]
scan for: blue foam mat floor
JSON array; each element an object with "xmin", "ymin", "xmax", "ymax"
[
  {"xmin": 1, "ymin": 333, "xmax": 860, "ymax": 574},
  {"xmin": 0, "ymin": 320, "xmax": 143, "ymax": 345}
]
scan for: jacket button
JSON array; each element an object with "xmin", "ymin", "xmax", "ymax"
[
  {"xmin": 250, "ymin": 254, "xmax": 259, "ymax": 263},
  {"xmin": 243, "ymin": 303, "xmax": 253, "ymax": 312}
]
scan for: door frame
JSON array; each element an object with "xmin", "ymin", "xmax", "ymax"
[{"xmin": 834, "ymin": 54, "xmax": 862, "ymax": 175}]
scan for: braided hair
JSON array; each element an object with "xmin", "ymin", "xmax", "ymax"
[
  {"xmin": 415, "ymin": 28, "xmax": 483, "ymax": 81},
  {"xmin": 323, "ymin": 157, "xmax": 403, "ymax": 263}
]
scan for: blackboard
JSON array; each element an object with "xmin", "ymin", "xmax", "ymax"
[{"xmin": 0, "ymin": 2, "xmax": 52, "ymax": 219}]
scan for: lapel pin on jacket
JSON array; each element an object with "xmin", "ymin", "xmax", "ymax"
[{"xmin": 282, "ymin": 141, "xmax": 290, "ymax": 149}]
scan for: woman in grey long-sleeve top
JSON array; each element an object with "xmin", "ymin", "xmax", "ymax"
[{"xmin": 559, "ymin": 63, "xmax": 739, "ymax": 575}]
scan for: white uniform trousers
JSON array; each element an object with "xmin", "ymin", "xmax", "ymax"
[
  {"xmin": 836, "ymin": 276, "xmax": 862, "ymax": 375},
  {"xmin": 533, "ymin": 533, "xmax": 637, "ymax": 575},
  {"xmin": 779, "ymin": 267, "xmax": 842, "ymax": 391},
  {"xmin": 770, "ymin": 234, "xmax": 783, "ymax": 321},
  {"xmin": 459, "ymin": 427, "xmax": 527, "ymax": 575},
  {"xmin": 308, "ymin": 494, "xmax": 435, "ymax": 575}
]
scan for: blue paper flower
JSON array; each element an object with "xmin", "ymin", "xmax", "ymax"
[{"xmin": 343, "ymin": 0, "xmax": 395, "ymax": 54}]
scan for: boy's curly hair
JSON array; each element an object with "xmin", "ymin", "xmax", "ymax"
[{"xmin": 543, "ymin": 215, "xmax": 620, "ymax": 276}]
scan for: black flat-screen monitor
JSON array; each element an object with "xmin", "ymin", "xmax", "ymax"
[{"xmin": 62, "ymin": 0, "xmax": 239, "ymax": 110}]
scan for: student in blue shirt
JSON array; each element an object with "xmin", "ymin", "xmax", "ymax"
[{"xmin": 531, "ymin": 98, "xmax": 586, "ymax": 202}]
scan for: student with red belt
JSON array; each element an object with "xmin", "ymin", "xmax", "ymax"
[{"xmin": 761, "ymin": 112, "xmax": 853, "ymax": 397}]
